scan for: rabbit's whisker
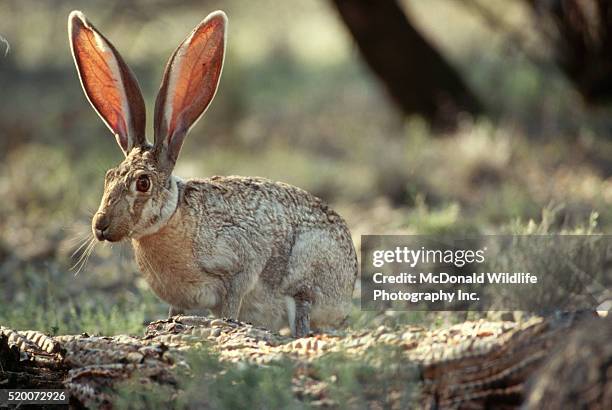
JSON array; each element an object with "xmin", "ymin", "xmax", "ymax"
[
  {"xmin": 71, "ymin": 236, "xmax": 97, "ymax": 276},
  {"xmin": 81, "ymin": 238, "xmax": 97, "ymax": 274},
  {"xmin": 70, "ymin": 237, "xmax": 93, "ymax": 274},
  {"xmin": 70, "ymin": 234, "xmax": 94, "ymax": 260},
  {"xmin": 78, "ymin": 238, "xmax": 97, "ymax": 275},
  {"xmin": 69, "ymin": 228, "xmax": 92, "ymax": 244},
  {"xmin": 141, "ymin": 252, "xmax": 160, "ymax": 284}
]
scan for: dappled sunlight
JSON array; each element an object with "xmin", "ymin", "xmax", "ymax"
[{"xmin": 0, "ymin": 1, "xmax": 610, "ymax": 407}]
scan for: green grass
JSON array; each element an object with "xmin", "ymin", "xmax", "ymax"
[
  {"xmin": 113, "ymin": 343, "xmax": 420, "ymax": 409},
  {"xmin": 115, "ymin": 347, "xmax": 303, "ymax": 410},
  {"xmin": 311, "ymin": 345, "xmax": 419, "ymax": 409},
  {"xmin": 0, "ymin": 265, "xmax": 160, "ymax": 335},
  {"xmin": 1, "ymin": 0, "xmax": 612, "ymax": 406}
]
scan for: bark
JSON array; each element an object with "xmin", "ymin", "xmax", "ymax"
[
  {"xmin": 525, "ymin": 315, "xmax": 612, "ymax": 408},
  {"xmin": 330, "ymin": 0, "xmax": 483, "ymax": 130}
]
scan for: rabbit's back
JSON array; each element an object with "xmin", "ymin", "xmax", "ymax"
[
  {"xmin": 184, "ymin": 176, "xmax": 347, "ymax": 227},
  {"xmin": 180, "ymin": 175, "xmax": 357, "ymax": 330},
  {"xmin": 181, "ymin": 175, "xmax": 357, "ymax": 273}
]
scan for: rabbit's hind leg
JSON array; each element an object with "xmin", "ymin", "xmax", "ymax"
[
  {"xmin": 294, "ymin": 289, "xmax": 313, "ymax": 338},
  {"xmin": 284, "ymin": 228, "xmax": 354, "ymax": 333}
]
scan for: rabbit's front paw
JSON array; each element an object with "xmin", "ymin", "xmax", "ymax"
[
  {"xmin": 219, "ymin": 296, "xmax": 243, "ymax": 321},
  {"xmin": 168, "ymin": 306, "xmax": 185, "ymax": 318}
]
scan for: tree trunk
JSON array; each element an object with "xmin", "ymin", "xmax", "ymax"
[
  {"xmin": 526, "ymin": 0, "xmax": 612, "ymax": 104},
  {"xmin": 330, "ymin": 0, "xmax": 482, "ymax": 130}
]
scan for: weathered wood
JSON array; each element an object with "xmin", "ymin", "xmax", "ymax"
[
  {"xmin": 524, "ymin": 315, "xmax": 611, "ymax": 409},
  {"xmin": 1, "ymin": 332, "xmax": 67, "ymax": 389},
  {"xmin": 1, "ymin": 314, "xmax": 609, "ymax": 408}
]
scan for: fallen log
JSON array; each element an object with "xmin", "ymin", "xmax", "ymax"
[{"xmin": 0, "ymin": 314, "xmax": 609, "ymax": 408}]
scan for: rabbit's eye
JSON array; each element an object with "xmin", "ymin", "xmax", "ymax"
[{"xmin": 136, "ymin": 175, "xmax": 151, "ymax": 192}]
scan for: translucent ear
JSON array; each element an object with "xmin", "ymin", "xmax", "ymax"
[
  {"xmin": 68, "ymin": 10, "xmax": 147, "ymax": 155},
  {"xmin": 154, "ymin": 11, "xmax": 227, "ymax": 165}
]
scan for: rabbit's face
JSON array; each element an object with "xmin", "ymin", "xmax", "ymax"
[
  {"xmin": 92, "ymin": 148, "xmax": 178, "ymax": 242},
  {"xmin": 70, "ymin": 9, "xmax": 226, "ymax": 241}
]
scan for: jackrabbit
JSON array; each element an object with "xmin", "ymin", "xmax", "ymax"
[{"xmin": 68, "ymin": 10, "xmax": 357, "ymax": 337}]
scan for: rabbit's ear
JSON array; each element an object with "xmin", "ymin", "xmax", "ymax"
[
  {"xmin": 154, "ymin": 11, "xmax": 227, "ymax": 166},
  {"xmin": 68, "ymin": 11, "xmax": 147, "ymax": 156}
]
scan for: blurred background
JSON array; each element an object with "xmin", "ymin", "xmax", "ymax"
[{"xmin": 1, "ymin": 0, "xmax": 612, "ymax": 334}]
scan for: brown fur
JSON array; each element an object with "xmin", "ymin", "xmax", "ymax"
[{"xmin": 69, "ymin": 10, "xmax": 358, "ymax": 335}]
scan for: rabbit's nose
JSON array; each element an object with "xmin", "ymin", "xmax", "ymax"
[{"xmin": 93, "ymin": 213, "xmax": 111, "ymax": 241}]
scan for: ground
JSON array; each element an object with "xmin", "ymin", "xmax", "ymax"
[
  {"xmin": 3, "ymin": 313, "xmax": 607, "ymax": 409},
  {"xmin": 1, "ymin": 0, "xmax": 611, "ymax": 408}
]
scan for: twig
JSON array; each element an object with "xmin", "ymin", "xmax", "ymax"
[{"xmin": 0, "ymin": 34, "xmax": 10, "ymax": 57}]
